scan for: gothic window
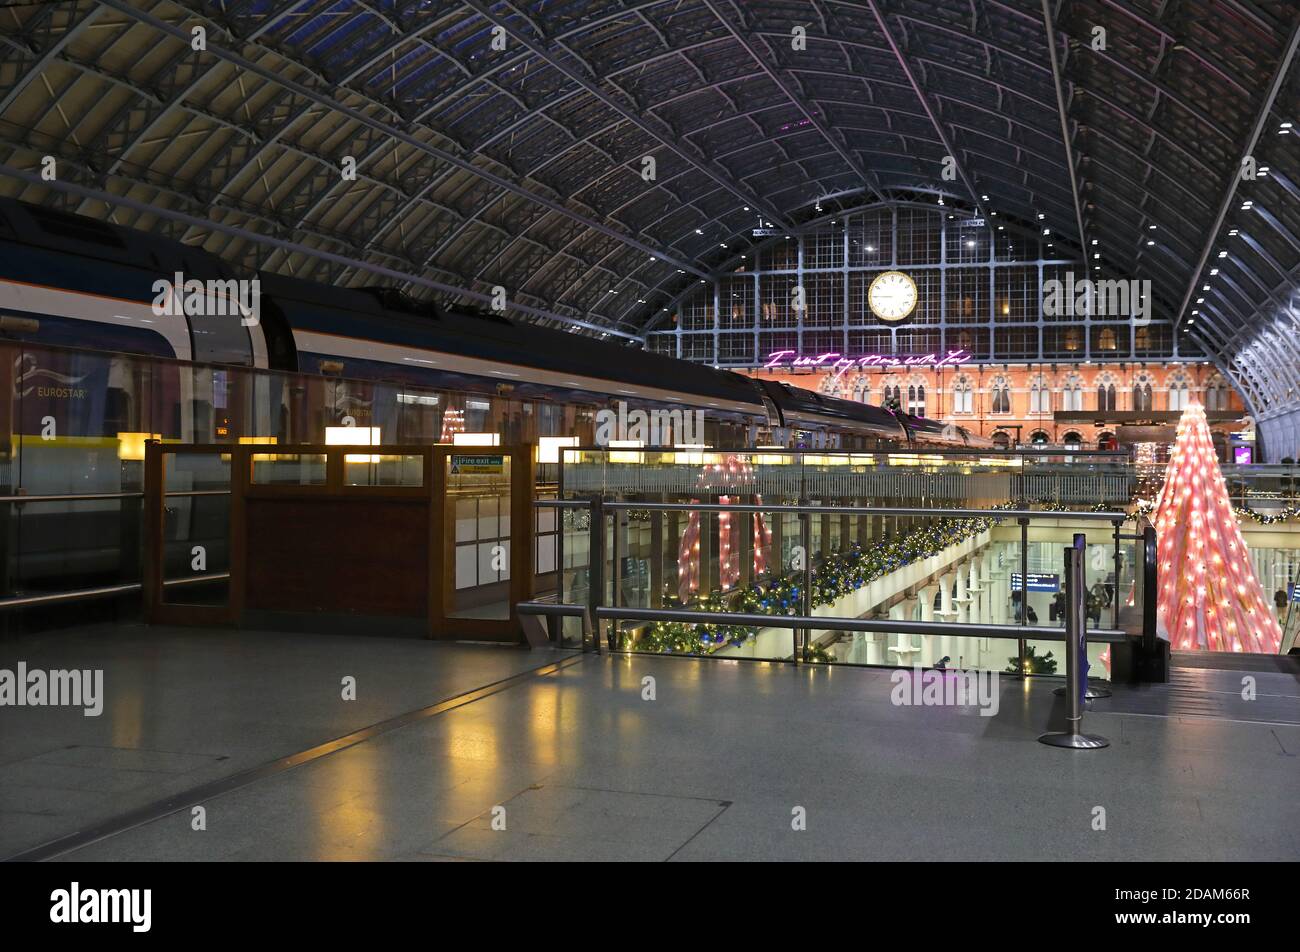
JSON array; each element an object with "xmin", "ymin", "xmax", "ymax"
[
  {"xmin": 1029, "ymin": 375, "xmax": 1051, "ymax": 414},
  {"xmin": 1133, "ymin": 376, "xmax": 1154, "ymax": 412},
  {"xmin": 1097, "ymin": 375, "xmax": 1117, "ymax": 411},
  {"xmin": 907, "ymin": 383, "xmax": 926, "ymax": 416},
  {"xmin": 952, "ymin": 376, "xmax": 973, "ymax": 414},
  {"xmin": 1062, "ymin": 374, "xmax": 1083, "ymax": 411},
  {"xmin": 1167, "ymin": 372, "xmax": 1190, "ymax": 411},
  {"xmin": 991, "ymin": 377, "xmax": 1011, "ymax": 414}
]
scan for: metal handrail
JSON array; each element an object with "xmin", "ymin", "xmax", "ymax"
[
  {"xmin": 560, "ymin": 444, "xmax": 1132, "ymax": 458},
  {"xmin": 535, "ymin": 498, "xmax": 1124, "ymax": 521},
  {"xmin": 0, "ymin": 572, "xmax": 231, "ymax": 610},
  {"xmin": 590, "ymin": 606, "xmax": 1126, "ymax": 643},
  {"xmin": 0, "ymin": 491, "xmax": 145, "ymax": 503},
  {"xmin": 0, "ymin": 489, "xmax": 231, "ymax": 503}
]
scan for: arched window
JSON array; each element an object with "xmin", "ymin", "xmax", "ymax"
[
  {"xmin": 1062, "ymin": 373, "xmax": 1084, "ymax": 411},
  {"xmin": 1029, "ymin": 375, "xmax": 1051, "ymax": 414},
  {"xmin": 907, "ymin": 383, "xmax": 926, "ymax": 417},
  {"xmin": 991, "ymin": 376, "xmax": 1011, "ymax": 414},
  {"xmin": 1167, "ymin": 372, "xmax": 1190, "ymax": 411},
  {"xmin": 992, "ymin": 430, "xmax": 1012, "ymax": 449},
  {"xmin": 1062, "ymin": 430, "xmax": 1083, "ymax": 449},
  {"xmin": 1133, "ymin": 375, "xmax": 1153, "ymax": 412},
  {"xmin": 1097, "ymin": 327, "xmax": 1118, "ymax": 351},
  {"xmin": 1206, "ymin": 376, "xmax": 1229, "ymax": 411},
  {"xmin": 1097, "ymin": 374, "xmax": 1117, "ymax": 411},
  {"xmin": 853, "ymin": 376, "xmax": 870, "ymax": 404},
  {"xmin": 952, "ymin": 375, "xmax": 973, "ymax": 414},
  {"xmin": 1135, "ymin": 326, "xmax": 1150, "ymax": 350},
  {"xmin": 1030, "ymin": 430, "xmax": 1050, "ymax": 444},
  {"xmin": 819, "ymin": 375, "xmax": 844, "ymax": 398}
]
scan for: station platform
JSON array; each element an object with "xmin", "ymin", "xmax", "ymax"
[{"xmin": 3, "ymin": 626, "xmax": 1296, "ymax": 862}]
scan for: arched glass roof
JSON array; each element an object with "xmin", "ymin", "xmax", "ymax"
[{"xmin": 0, "ymin": 0, "xmax": 1297, "ymax": 442}]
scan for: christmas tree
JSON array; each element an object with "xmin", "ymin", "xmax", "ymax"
[{"xmin": 1154, "ymin": 403, "xmax": 1281, "ymax": 653}]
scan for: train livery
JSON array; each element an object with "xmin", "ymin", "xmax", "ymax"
[{"xmin": 0, "ymin": 198, "xmax": 988, "ymax": 452}]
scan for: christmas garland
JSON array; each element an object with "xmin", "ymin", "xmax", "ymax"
[
  {"xmin": 626, "ymin": 512, "xmax": 1003, "ymax": 656},
  {"xmin": 1232, "ymin": 503, "xmax": 1300, "ymax": 525}
]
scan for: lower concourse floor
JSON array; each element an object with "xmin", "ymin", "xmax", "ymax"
[{"xmin": 1, "ymin": 625, "xmax": 1297, "ymax": 861}]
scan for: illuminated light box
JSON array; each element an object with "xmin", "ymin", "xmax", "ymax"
[
  {"xmin": 117, "ymin": 432, "xmax": 161, "ymax": 461},
  {"xmin": 325, "ymin": 426, "xmax": 381, "ymax": 463},
  {"xmin": 672, "ymin": 443, "xmax": 710, "ymax": 465},
  {"xmin": 537, "ymin": 436, "xmax": 578, "ymax": 464},
  {"xmin": 452, "ymin": 432, "xmax": 500, "ymax": 446},
  {"xmin": 608, "ymin": 439, "xmax": 644, "ymax": 463}
]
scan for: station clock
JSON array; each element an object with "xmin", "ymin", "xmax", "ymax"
[{"xmin": 867, "ymin": 270, "xmax": 918, "ymax": 323}]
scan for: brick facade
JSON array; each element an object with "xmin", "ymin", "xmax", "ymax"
[{"xmin": 747, "ymin": 362, "xmax": 1245, "ymax": 446}]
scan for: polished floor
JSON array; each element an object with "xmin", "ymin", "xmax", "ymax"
[{"xmin": 1, "ymin": 625, "xmax": 1298, "ymax": 861}]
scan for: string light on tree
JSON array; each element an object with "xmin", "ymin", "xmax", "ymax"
[
  {"xmin": 676, "ymin": 455, "xmax": 768, "ymax": 601},
  {"xmin": 1153, "ymin": 403, "xmax": 1281, "ymax": 653}
]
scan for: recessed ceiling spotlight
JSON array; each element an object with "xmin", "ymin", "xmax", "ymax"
[{"xmin": 1147, "ymin": 240, "xmax": 1156, "ymax": 246}]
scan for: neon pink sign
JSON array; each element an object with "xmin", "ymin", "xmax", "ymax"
[{"xmin": 763, "ymin": 349, "xmax": 971, "ymax": 380}]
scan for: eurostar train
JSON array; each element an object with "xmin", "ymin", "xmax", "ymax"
[{"xmin": 0, "ymin": 198, "xmax": 990, "ymax": 455}]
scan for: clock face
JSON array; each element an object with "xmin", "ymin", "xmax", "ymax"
[{"xmin": 868, "ymin": 270, "xmax": 918, "ymax": 323}]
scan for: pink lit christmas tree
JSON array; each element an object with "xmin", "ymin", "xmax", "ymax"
[
  {"xmin": 1154, "ymin": 403, "xmax": 1281, "ymax": 653},
  {"xmin": 676, "ymin": 454, "xmax": 771, "ymax": 602}
]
